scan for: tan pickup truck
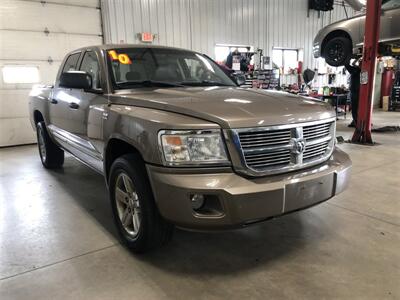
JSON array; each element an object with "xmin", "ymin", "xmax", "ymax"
[{"xmin": 29, "ymin": 45, "xmax": 351, "ymax": 252}]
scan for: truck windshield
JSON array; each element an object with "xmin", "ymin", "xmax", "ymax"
[{"xmin": 107, "ymin": 47, "xmax": 236, "ymax": 89}]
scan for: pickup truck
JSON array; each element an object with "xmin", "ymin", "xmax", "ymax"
[{"xmin": 29, "ymin": 45, "xmax": 352, "ymax": 253}]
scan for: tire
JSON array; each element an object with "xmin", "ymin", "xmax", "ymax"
[
  {"xmin": 36, "ymin": 121, "xmax": 64, "ymax": 169},
  {"xmin": 323, "ymin": 36, "xmax": 352, "ymax": 67},
  {"xmin": 109, "ymin": 153, "xmax": 173, "ymax": 253}
]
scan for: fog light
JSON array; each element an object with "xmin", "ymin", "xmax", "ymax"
[{"xmin": 190, "ymin": 194, "xmax": 205, "ymax": 210}]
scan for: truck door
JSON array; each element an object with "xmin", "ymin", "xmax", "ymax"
[
  {"xmin": 65, "ymin": 50, "xmax": 108, "ymax": 172},
  {"xmin": 49, "ymin": 51, "xmax": 81, "ymax": 131}
]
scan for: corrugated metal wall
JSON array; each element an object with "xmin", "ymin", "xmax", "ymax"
[{"xmin": 101, "ymin": 0, "xmax": 354, "ymax": 69}]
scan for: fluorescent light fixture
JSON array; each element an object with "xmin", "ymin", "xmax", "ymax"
[{"xmin": 2, "ymin": 65, "xmax": 40, "ymax": 84}]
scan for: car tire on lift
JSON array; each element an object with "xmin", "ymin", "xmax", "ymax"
[{"xmin": 323, "ymin": 36, "xmax": 352, "ymax": 67}]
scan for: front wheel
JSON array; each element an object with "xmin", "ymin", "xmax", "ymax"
[
  {"xmin": 323, "ymin": 36, "xmax": 352, "ymax": 67},
  {"xmin": 36, "ymin": 121, "xmax": 64, "ymax": 169},
  {"xmin": 109, "ymin": 154, "xmax": 173, "ymax": 253}
]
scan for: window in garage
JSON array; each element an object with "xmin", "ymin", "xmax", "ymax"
[
  {"xmin": 272, "ymin": 48, "xmax": 299, "ymax": 74},
  {"xmin": 214, "ymin": 44, "xmax": 254, "ymax": 64},
  {"xmin": 2, "ymin": 65, "xmax": 40, "ymax": 84}
]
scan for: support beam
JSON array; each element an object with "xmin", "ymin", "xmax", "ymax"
[{"xmin": 352, "ymin": 0, "xmax": 382, "ymax": 144}]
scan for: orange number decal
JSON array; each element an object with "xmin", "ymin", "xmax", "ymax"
[
  {"xmin": 108, "ymin": 50, "xmax": 118, "ymax": 60},
  {"xmin": 118, "ymin": 53, "xmax": 131, "ymax": 64},
  {"xmin": 108, "ymin": 50, "xmax": 132, "ymax": 64}
]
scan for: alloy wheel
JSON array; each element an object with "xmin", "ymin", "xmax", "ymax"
[
  {"xmin": 115, "ymin": 172, "xmax": 142, "ymax": 237},
  {"xmin": 328, "ymin": 42, "xmax": 345, "ymax": 63}
]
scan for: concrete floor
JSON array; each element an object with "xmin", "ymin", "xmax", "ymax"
[{"xmin": 0, "ymin": 111, "xmax": 399, "ymax": 299}]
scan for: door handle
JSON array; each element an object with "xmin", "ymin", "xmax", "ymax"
[
  {"xmin": 69, "ymin": 102, "xmax": 79, "ymax": 109},
  {"xmin": 50, "ymin": 99, "xmax": 58, "ymax": 104}
]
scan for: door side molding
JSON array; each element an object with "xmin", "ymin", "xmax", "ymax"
[{"xmin": 47, "ymin": 124, "xmax": 103, "ymax": 161}]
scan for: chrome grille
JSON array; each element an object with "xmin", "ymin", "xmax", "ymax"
[
  {"xmin": 303, "ymin": 122, "xmax": 331, "ymax": 140},
  {"xmin": 303, "ymin": 140, "xmax": 330, "ymax": 161},
  {"xmin": 244, "ymin": 149, "xmax": 291, "ymax": 168},
  {"xmin": 232, "ymin": 118, "xmax": 336, "ymax": 176},
  {"xmin": 239, "ymin": 128, "xmax": 291, "ymax": 148}
]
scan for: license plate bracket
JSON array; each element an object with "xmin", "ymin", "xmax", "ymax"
[{"xmin": 284, "ymin": 174, "xmax": 334, "ymax": 212}]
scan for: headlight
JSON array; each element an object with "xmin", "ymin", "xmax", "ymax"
[{"xmin": 158, "ymin": 129, "xmax": 229, "ymax": 166}]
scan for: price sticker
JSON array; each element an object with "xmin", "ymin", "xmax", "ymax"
[{"xmin": 108, "ymin": 50, "xmax": 132, "ymax": 65}]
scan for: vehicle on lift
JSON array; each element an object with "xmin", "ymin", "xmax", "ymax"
[
  {"xmin": 29, "ymin": 45, "xmax": 352, "ymax": 253},
  {"xmin": 313, "ymin": 0, "xmax": 400, "ymax": 66}
]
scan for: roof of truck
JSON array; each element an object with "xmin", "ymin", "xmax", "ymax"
[{"xmin": 72, "ymin": 44, "xmax": 195, "ymax": 53}]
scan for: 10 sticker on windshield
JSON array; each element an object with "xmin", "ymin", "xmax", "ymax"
[{"xmin": 108, "ymin": 50, "xmax": 132, "ymax": 64}]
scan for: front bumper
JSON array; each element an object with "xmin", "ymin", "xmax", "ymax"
[{"xmin": 146, "ymin": 148, "xmax": 351, "ymax": 230}]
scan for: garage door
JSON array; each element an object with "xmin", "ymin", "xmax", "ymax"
[{"xmin": 0, "ymin": 0, "xmax": 102, "ymax": 147}]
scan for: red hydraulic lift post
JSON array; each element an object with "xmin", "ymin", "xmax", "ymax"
[{"xmin": 352, "ymin": 0, "xmax": 382, "ymax": 144}]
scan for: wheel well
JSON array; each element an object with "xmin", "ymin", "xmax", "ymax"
[
  {"xmin": 105, "ymin": 139, "xmax": 142, "ymax": 180},
  {"xmin": 321, "ymin": 30, "xmax": 352, "ymax": 54},
  {"xmin": 33, "ymin": 110, "xmax": 44, "ymax": 124}
]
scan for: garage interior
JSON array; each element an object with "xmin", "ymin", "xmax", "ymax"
[{"xmin": 0, "ymin": 0, "xmax": 399, "ymax": 299}]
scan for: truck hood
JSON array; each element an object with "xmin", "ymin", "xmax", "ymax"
[{"xmin": 108, "ymin": 87, "xmax": 335, "ymax": 128}]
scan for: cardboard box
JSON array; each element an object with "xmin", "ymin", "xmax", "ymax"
[{"xmin": 382, "ymin": 96, "xmax": 390, "ymax": 111}]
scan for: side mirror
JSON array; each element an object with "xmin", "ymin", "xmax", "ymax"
[{"xmin": 59, "ymin": 71, "xmax": 92, "ymax": 90}]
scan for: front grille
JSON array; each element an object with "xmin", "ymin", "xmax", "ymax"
[
  {"xmin": 244, "ymin": 149, "xmax": 292, "ymax": 168},
  {"xmin": 239, "ymin": 128, "xmax": 291, "ymax": 148},
  {"xmin": 234, "ymin": 118, "xmax": 335, "ymax": 176},
  {"xmin": 303, "ymin": 122, "xmax": 331, "ymax": 140},
  {"xmin": 303, "ymin": 140, "xmax": 330, "ymax": 161}
]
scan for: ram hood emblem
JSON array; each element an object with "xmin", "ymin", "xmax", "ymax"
[{"xmin": 290, "ymin": 138, "xmax": 306, "ymax": 154}]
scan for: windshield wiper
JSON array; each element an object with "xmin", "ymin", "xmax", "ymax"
[
  {"xmin": 180, "ymin": 80, "xmax": 234, "ymax": 87},
  {"xmin": 117, "ymin": 80, "xmax": 185, "ymax": 88}
]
